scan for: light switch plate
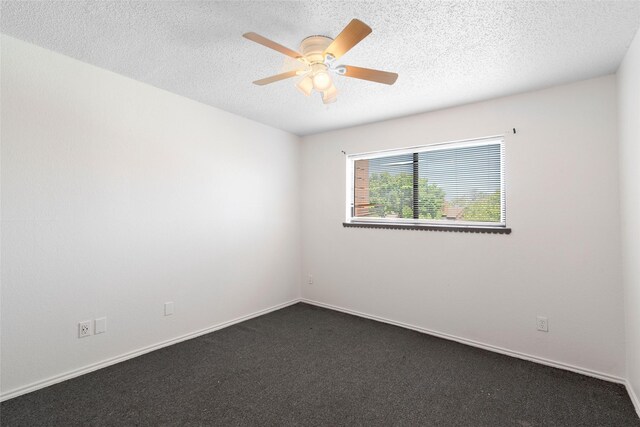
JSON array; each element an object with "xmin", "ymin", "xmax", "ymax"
[
  {"xmin": 95, "ymin": 317, "xmax": 107, "ymax": 334},
  {"xmin": 164, "ymin": 302, "xmax": 174, "ymax": 316}
]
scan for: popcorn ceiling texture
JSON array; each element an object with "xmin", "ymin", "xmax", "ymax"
[{"xmin": 1, "ymin": 1, "xmax": 639, "ymax": 135}]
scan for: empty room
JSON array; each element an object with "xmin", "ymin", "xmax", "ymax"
[{"xmin": 2, "ymin": 1, "xmax": 640, "ymax": 425}]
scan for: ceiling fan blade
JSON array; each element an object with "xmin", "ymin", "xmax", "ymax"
[
  {"xmin": 253, "ymin": 70, "xmax": 299, "ymax": 86},
  {"xmin": 324, "ymin": 19, "xmax": 372, "ymax": 60},
  {"xmin": 243, "ymin": 32, "xmax": 303, "ymax": 60},
  {"xmin": 341, "ymin": 65, "xmax": 398, "ymax": 85}
]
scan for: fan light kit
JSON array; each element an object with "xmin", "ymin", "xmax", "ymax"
[{"xmin": 243, "ymin": 19, "xmax": 398, "ymax": 104}]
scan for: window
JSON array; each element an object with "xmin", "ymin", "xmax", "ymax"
[{"xmin": 345, "ymin": 136, "xmax": 508, "ymax": 233}]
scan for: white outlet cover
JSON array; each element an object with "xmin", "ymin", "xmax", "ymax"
[
  {"xmin": 164, "ymin": 302, "xmax": 174, "ymax": 316},
  {"xmin": 537, "ymin": 316, "xmax": 549, "ymax": 332},
  {"xmin": 95, "ymin": 317, "xmax": 107, "ymax": 334},
  {"xmin": 78, "ymin": 320, "xmax": 91, "ymax": 338}
]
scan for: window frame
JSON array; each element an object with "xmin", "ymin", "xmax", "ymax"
[{"xmin": 344, "ymin": 135, "xmax": 509, "ymax": 233}]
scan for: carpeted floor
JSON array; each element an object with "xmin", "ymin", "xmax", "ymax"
[{"xmin": 1, "ymin": 303, "xmax": 638, "ymax": 426}]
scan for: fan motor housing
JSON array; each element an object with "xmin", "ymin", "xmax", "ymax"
[{"xmin": 300, "ymin": 35, "xmax": 333, "ymax": 64}]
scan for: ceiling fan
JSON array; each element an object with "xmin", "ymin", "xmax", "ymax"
[{"xmin": 243, "ymin": 19, "xmax": 398, "ymax": 104}]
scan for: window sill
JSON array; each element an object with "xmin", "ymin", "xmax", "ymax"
[{"xmin": 342, "ymin": 222, "xmax": 511, "ymax": 234}]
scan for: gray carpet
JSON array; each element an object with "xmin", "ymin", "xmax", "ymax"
[{"xmin": 1, "ymin": 303, "xmax": 638, "ymax": 426}]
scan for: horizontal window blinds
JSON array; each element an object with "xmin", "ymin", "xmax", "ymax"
[{"xmin": 351, "ymin": 138, "xmax": 505, "ymax": 226}]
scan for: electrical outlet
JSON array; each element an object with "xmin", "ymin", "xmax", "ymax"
[
  {"xmin": 308, "ymin": 274, "xmax": 313, "ymax": 285},
  {"xmin": 78, "ymin": 320, "xmax": 91, "ymax": 338},
  {"xmin": 537, "ymin": 316, "xmax": 549, "ymax": 332}
]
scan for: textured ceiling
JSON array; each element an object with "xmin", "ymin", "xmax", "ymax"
[{"xmin": 2, "ymin": 1, "xmax": 640, "ymax": 135}]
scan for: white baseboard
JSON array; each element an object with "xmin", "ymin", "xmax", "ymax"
[
  {"xmin": 4, "ymin": 296, "xmax": 636, "ymax": 418},
  {"xmin": 627, "ymin": 380, "xmax": 640, "ymax": 418},
  {"xmin": 300, "ymin": 298, "xmax": 626, "ymax": 385},
  {"xmin": 0, "ymin": 299, "xmax": 301, "ymax": 402}
]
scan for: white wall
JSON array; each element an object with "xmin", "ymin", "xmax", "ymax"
[
  {"xmin": 0, "ymin": 35, "xmax": 301, "ymax": 397},
  {"xmin": 619, "ymin": 28, "xmax": 640, "ymax": 409},
  {"xmin": 301, "ymin": 75, "xmax": 625, "ymax": 379},
  {"xmin": 0, "ymin": 31, "xmax": 632, "ymax": 403}
]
